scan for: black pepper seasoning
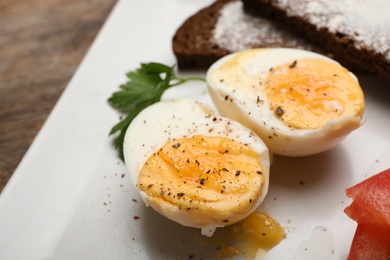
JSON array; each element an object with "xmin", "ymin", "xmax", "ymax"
[
  {"xmin": 275, "ymin": 106, "xmax": 284, "ymax": 116},
  {"xmin": 289, "ymin": 60, "xmax": 297, "ymax": 68},
  {"xmin": 172, "ymin": 143, "xmax": 181, "ymax": 148}
]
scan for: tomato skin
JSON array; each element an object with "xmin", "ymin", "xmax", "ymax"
[
  {"xmin": 344, "ymin": 168, "xmax": 390, "ymax": 260},
  {"xmin": 345, "ymin": 168, "xmax": 390, "ymax": 226},
  {"xmin": 348, "ymin": 224, "xmax": 390, "ymax": 260}
]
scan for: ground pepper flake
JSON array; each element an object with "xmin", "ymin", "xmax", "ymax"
[
  {"xmin": 172, "ymin": 143, "xmax": 181, "ymax": 148},
  {"xmin": 289, "ymin": 60, "xmax": 297, "ymax": 68},
  {"xmin": 275, "ymin": 106, "xmax": 284, "ymax": 116}
]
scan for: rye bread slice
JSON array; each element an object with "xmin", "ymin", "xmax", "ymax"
[
  {"xmin": 242, "ymin": 0, "xmax": 390, "ymax": 79},
  {"xmin": 172, "ymin": 0, "xmax": 324, "ymax": 70}
]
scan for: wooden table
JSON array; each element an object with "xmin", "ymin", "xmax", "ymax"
[{"xmin": 0, "ymin": 0, "xmax": 117, "ymax": 192}]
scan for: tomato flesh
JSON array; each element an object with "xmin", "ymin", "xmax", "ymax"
[
  {"xmin": 344, "ymin": 168, "xmax": 390, "ymax": 260},
  {"xmin": 348, "ymin": 224, "xmax": 390, "ymax": 260}
]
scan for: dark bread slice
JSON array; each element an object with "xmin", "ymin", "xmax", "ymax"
[
  {"xmin": 172, "ymin": 0, "xmax": 232, "ymax": 70},
  {"xmin": 172, "ymin": 0, "xmax": 365, "ymax": 72},
  {"xmin": 242, "ymin": 0, "xmax": 390, "ymax": 79}
]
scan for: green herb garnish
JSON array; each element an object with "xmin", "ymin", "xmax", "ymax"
[{"xmin": 108, "ymin": 62, "xmax": 205, "ymax": 159}]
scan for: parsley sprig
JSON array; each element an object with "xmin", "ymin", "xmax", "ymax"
[{"xmin": 108, "ymin": 62, "xmax": 205, "ymax": 159}]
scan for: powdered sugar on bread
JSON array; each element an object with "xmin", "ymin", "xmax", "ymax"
[
  {"xmin": 212, "ymin": 1, "xmax": 314, "ymax": 52},
  {"xmin": 274, "ymin": 0, "xmax": 390, "ymax": 60}
]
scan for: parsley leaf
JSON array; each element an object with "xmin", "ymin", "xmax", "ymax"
[{"xmin": 108, "ymin": 62, "xmax": 205, "ymax": 159}]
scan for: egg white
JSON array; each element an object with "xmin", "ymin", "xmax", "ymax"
[
  {"xmin": 206, "ymin": 48, "xmax": 364, "ymax": 156},
  {"xmin": 123, "ymin": 99, "xmax": 270, "ymax": 236}
]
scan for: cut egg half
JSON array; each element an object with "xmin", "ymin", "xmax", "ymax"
[
  {"xmin": 123, "ymin": 99, "xmax": 270, "ymax": 236},
  {"xmin": 207, "ymin": 48, "xmax": 365, "ymax": 156}
]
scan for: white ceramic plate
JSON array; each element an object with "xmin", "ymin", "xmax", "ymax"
[{"xmin": 1, "ymin": 0, "xmax": 389, "ymax": 259}]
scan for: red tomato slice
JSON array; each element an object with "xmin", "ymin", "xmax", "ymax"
[
  {"xmin": 344, "ymin": 168, "xmax": 390, "ymax": 260},
  {"xmin": 345, "ymin": 168, "xmax": 390, "ymax": 226},
  {"xmin": 348, "ymin": 224, "xmax": 390, "ymax": 260}
]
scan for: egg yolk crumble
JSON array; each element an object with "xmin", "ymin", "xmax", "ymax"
[{"xmin": 206, "ymin": 211, "xmax": 285, "ymax": 258}]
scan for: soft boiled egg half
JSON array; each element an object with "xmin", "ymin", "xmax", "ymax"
[
  {"xmin": 207, "ymin": 48, "xmax": 365, "ymax": 156},
  {"xmin": 123, "ymin": 99, "xmax": 270, "ymax": 237}
]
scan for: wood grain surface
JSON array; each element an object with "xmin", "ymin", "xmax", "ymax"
[{"xmin": 0, "ymin": 0, "xmax": 117, "ymax": 192}]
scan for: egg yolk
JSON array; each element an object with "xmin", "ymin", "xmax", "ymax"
[
  {"xmin": 204, "ymin": 211, "xmax": 285, "ymax": 258},
  {"xmin": 265, "ymin": 59, "xmax": 365, "ymax": 129},
  {"xmin": 137, "ymin": 135, "xmax": 265, "ymax": 225}
]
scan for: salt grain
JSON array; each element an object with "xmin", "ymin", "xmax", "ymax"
[
  {"xmin": 212, "ymin": 1, "xmax": 313, "ymax": 52},
  {"xmin": 275, "ymin": 0, "xmax": 390, "ymax": 59}
]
